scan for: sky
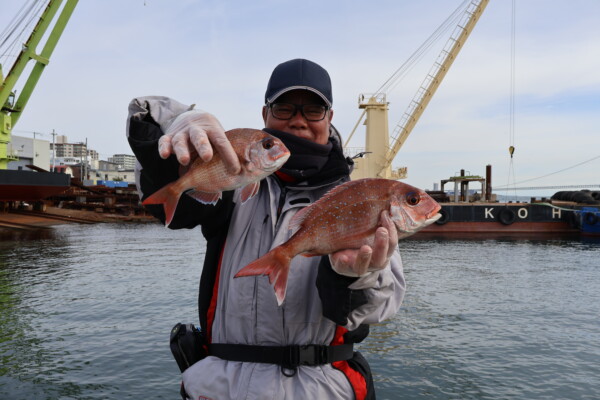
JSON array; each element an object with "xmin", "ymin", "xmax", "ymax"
[{"xmin": 2, "ymin": 0, "xmax": 599, "ymax": 197}]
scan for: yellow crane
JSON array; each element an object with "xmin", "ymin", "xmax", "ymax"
[{"xmin": 346, "ymin": 0, "xmax": 489, "ymax": 180}]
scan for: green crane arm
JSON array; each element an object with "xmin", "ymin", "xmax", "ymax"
[
  {"xmin": 0, "ymin": 0, "xmax": 78, "ymax": 169},
  {"xmin": 0, "ymin": 0, "xmax": 79, "ymax": 127}
]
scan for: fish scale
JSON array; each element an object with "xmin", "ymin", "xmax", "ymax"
[{"xmin": 303, "ymin": 200, "xmax": 384, "ymax": 249}]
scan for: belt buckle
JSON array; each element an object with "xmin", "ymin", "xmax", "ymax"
[
  {"xmin": 281, "ymin": 345, "xmax": 330, "ymax": 377},
  {"xmin": 285, "ymin": 345, "xmax": 329, "ymax": 367},
  {"xmin": 297, "ymin": 345, "xmax": 315, "ymax": 366}
]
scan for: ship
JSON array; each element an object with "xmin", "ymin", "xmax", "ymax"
[
  {"xmin": 417, "ymin": 166, "xmax": 600, "ymax": 238},
  {"xmin": 0, "ymin": 168, "xmax": 70, "ymax": 203},
  {"xmin": 419, "ymin": 200, "xmax": 600, "ymax": 238},
  {"xmin": 420, "ymin": 202, "xmax": 580, "ymax": 235}
]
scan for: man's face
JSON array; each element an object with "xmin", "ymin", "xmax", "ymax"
[{"xmin": 262, "ymin": 90, "xmax": 333, "ymax": 145}]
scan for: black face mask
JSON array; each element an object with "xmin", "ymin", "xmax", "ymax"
[{"xmin": 263, "ymin": 128, "xmax": 333, "ymax": 180}]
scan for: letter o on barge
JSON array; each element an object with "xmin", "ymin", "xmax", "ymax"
[{"xmin": 517, "ymin": 208, "xmax": 528, "ymax": 219}]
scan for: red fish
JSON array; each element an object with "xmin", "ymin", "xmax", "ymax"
[
  {"xmin": 234, "ymin": 178, "xmax": 441, "ymax": 305},
  {"xmin": 142, "ymin": 128, "xmax": 290, "ymax": 226}
]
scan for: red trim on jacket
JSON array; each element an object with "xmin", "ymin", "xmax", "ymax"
[
  {"xmin": 330, "ymin": 326, "xmax": 367, "ymax": 400},
  {"xmin": 275, "ymin": 170, "xmax": 297, "ymax": 183},
  {"xmin": 205, "ymin": 241, "xmax": 226, "ymax": 344}
]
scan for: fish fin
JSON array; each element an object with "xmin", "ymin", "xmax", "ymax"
[
  {"xmin": 314, "ymin": 179, "xmax": 363, "ymax": 204},
  {"xmin": 142, "ymin": 184, "xmax": 182, "ymax": 227},
  {"xmin": 240, "ymin": 181, "xmax": 260, "ymax": 203},
  {"xmin": 289, "ymin": 206, "xmax": 310, "ymax": 233},
  {"xmin": 234, "ymin": 248, "xmax": 292, "ymax": 306},
  {"xmin": 186, "ymin": 190, "xmax": 221, "ymax": 205}
]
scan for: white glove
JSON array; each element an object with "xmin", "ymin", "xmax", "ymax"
[
  {"xmin": 157, "ymin": 110, "xmax": 240, "ymax": 174},
  {"xmin": 329, "ymin": 210, "xmax": 398, "ymax": 277}
]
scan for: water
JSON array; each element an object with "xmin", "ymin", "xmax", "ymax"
[{"xmin": 1, "ymin": 224, "xmax": 599, "ymax": 399}]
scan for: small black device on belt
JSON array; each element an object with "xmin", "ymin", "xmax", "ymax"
[{"xmin": 170, "ymin": 323, "xmax": 207, "ymax": 373}]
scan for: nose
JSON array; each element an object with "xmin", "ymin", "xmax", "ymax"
[{"xmin": 288, "ymin": 108, "xmax": 308, "ymax": 128}]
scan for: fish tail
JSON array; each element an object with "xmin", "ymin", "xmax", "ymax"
[
  {"xmin": 234, "ymin": 247, "xmax": 292, "ymax": 306},
  {"xmin": 141, "ymin": 184, "xmax": 181, "ymax": 227}
]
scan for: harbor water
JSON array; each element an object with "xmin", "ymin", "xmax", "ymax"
[{"xmin": 1, "ymin": 223, "xmax": 599, "ymax": 399}]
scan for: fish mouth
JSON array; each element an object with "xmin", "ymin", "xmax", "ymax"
[
  {"xmin": 426, "ymin": 206, "xmax": 442, "ymax": 220},
  {"xmin": 424, "ymin": 213, "xmax": 442, "ymax": 225},
  {"xmin": 274, "ymin": 151, "xmax": 291, "ymax": 161},
  {"xmin": 264, "ymin": 152, "xmax": 291, "ymax": 172}
]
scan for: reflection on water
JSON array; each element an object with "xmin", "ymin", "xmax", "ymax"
[
  {"xmin": 0, "ymin": 264, "xmax": 20, "ymax": 376},
  {"xmin": 0, "ymin": 228, "xmax": 94, "ymax": 399},
  {"xmin": 411, "ymin": 230, "xmax": 600, "ymax": 244},
  {"xmin": 0, "ymin": 228, "xmax": 58, "ymax": 242},
  {"xmin": 1, "ymin": 224, "xmax": 599, "ymax": 399}
]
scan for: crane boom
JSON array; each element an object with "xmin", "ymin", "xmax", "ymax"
[
  {"xmin": 384, "ymin": 0, "xmax": 488, "ymax": 174},
  {"xmin": 0, "ymin": 0, "xmax": 78, "ymax": 169},
  {"xmin": 350, "ymin": 0, "xmax": 488, "ymax": 180}
]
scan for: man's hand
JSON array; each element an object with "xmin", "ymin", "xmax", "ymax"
[
  {"xmin": 157, "ymin": 110, "xmax": 241, "ymax": 174},
  {"xmin": 329, "ymin": 210, "xmax": 398, "ymax": 277}
]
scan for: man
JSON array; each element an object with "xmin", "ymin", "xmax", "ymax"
[{"xmin": 127, "ymin": 59, "xmax": 405, "ymax": 399}]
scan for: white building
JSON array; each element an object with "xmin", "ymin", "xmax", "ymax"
[
  {"xmin": 51, "ymin": 135, "xmax": 98, "ymax": 169},
  {"xmin": 7, "ymin": 135, "xmax": 51, "ymax": 171},
  {"xmin": 108, "ymin": 154, "xmax": 136, "ymax": 170},
  {"xmin": 96, "ymin": 169, "xmax": 135, "ymax": 183}
]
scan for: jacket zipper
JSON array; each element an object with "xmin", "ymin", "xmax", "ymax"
[{"xmin": 276, "ymin": 186, "xmax": 288, "ymax": 220}]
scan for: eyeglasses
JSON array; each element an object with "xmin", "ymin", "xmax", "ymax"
[{"xmin": 268, "ymin": 103, "xmax": 329, "ymax": 121}]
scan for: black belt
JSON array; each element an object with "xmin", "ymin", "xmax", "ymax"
[{"xmin": 208, "ymin": 343, "xmax": 354, "ymax": 369}]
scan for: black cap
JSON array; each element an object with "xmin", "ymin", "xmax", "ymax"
[{"xmin": 264, "ymin": 59, "xmax": 332, "ymax": 107}]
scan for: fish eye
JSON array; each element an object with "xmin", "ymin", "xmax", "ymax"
[
  {"xmin": 406, "ymin": 192, "xmax": 421, "ymax": 206},
  {"xmin": 262, "ymin": 139, "xmax": 274, "ymax": 150}
]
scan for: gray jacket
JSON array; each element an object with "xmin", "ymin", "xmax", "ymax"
[{"xmin": 127, "ymin": 96, "xmax": 406, "ymax": 400}]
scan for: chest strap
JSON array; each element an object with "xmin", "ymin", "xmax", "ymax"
[{"xmin": 208, "ymin": 343, "xmax": 354, "ymax": 368}]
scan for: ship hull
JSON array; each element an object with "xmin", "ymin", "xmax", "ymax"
[
  {"xmin": 0, "ymin": 170, "xmax": 70, "ymax": 201},
  {"xmin": 578, "ymin": 207, "xmax": 600, "ymax": 237},
  {"xmin": 420, "ymin": 203, "xmax": 580, "ymax": 235}
]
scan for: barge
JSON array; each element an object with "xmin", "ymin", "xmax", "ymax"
[
  {"xmin": 0, "ymin": 169, "xmax": 70, "ymax": 202},
  {"xmin": 421, "ymin": 202, "xmax": 579, "ymax": 234},
  {"xmin": 418, "ymin": 166, "xmax": 599, "ymax": 237}
]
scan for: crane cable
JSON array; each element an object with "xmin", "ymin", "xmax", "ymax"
[
  {"xmin": 496, "ymin": 2, "xmax": 598, "ymax": 193},
  {"xmin": 0, "ymin": 0, "xmax": 47, "ymax": 70},
  {"xmin": 346, "ymin": 0, "xmax": 472, "ymax": 149},
  {"xmin": 374, "ymin": 0, "xmax": 471, "ymax": 96},
  {"xmin": 495, "ymin": 154, "xmax": 600, "ymax": 189},
  {"xmin": 1, "ymin": 0, "xmax": 47, "ymax": 53},
  {"xmin": 0, "ymin": 1, "xmax": 36, "ymax": 47},
  {"xmin": 504, "ymin": 0, "xmax": 518, "ymax": 201}
]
